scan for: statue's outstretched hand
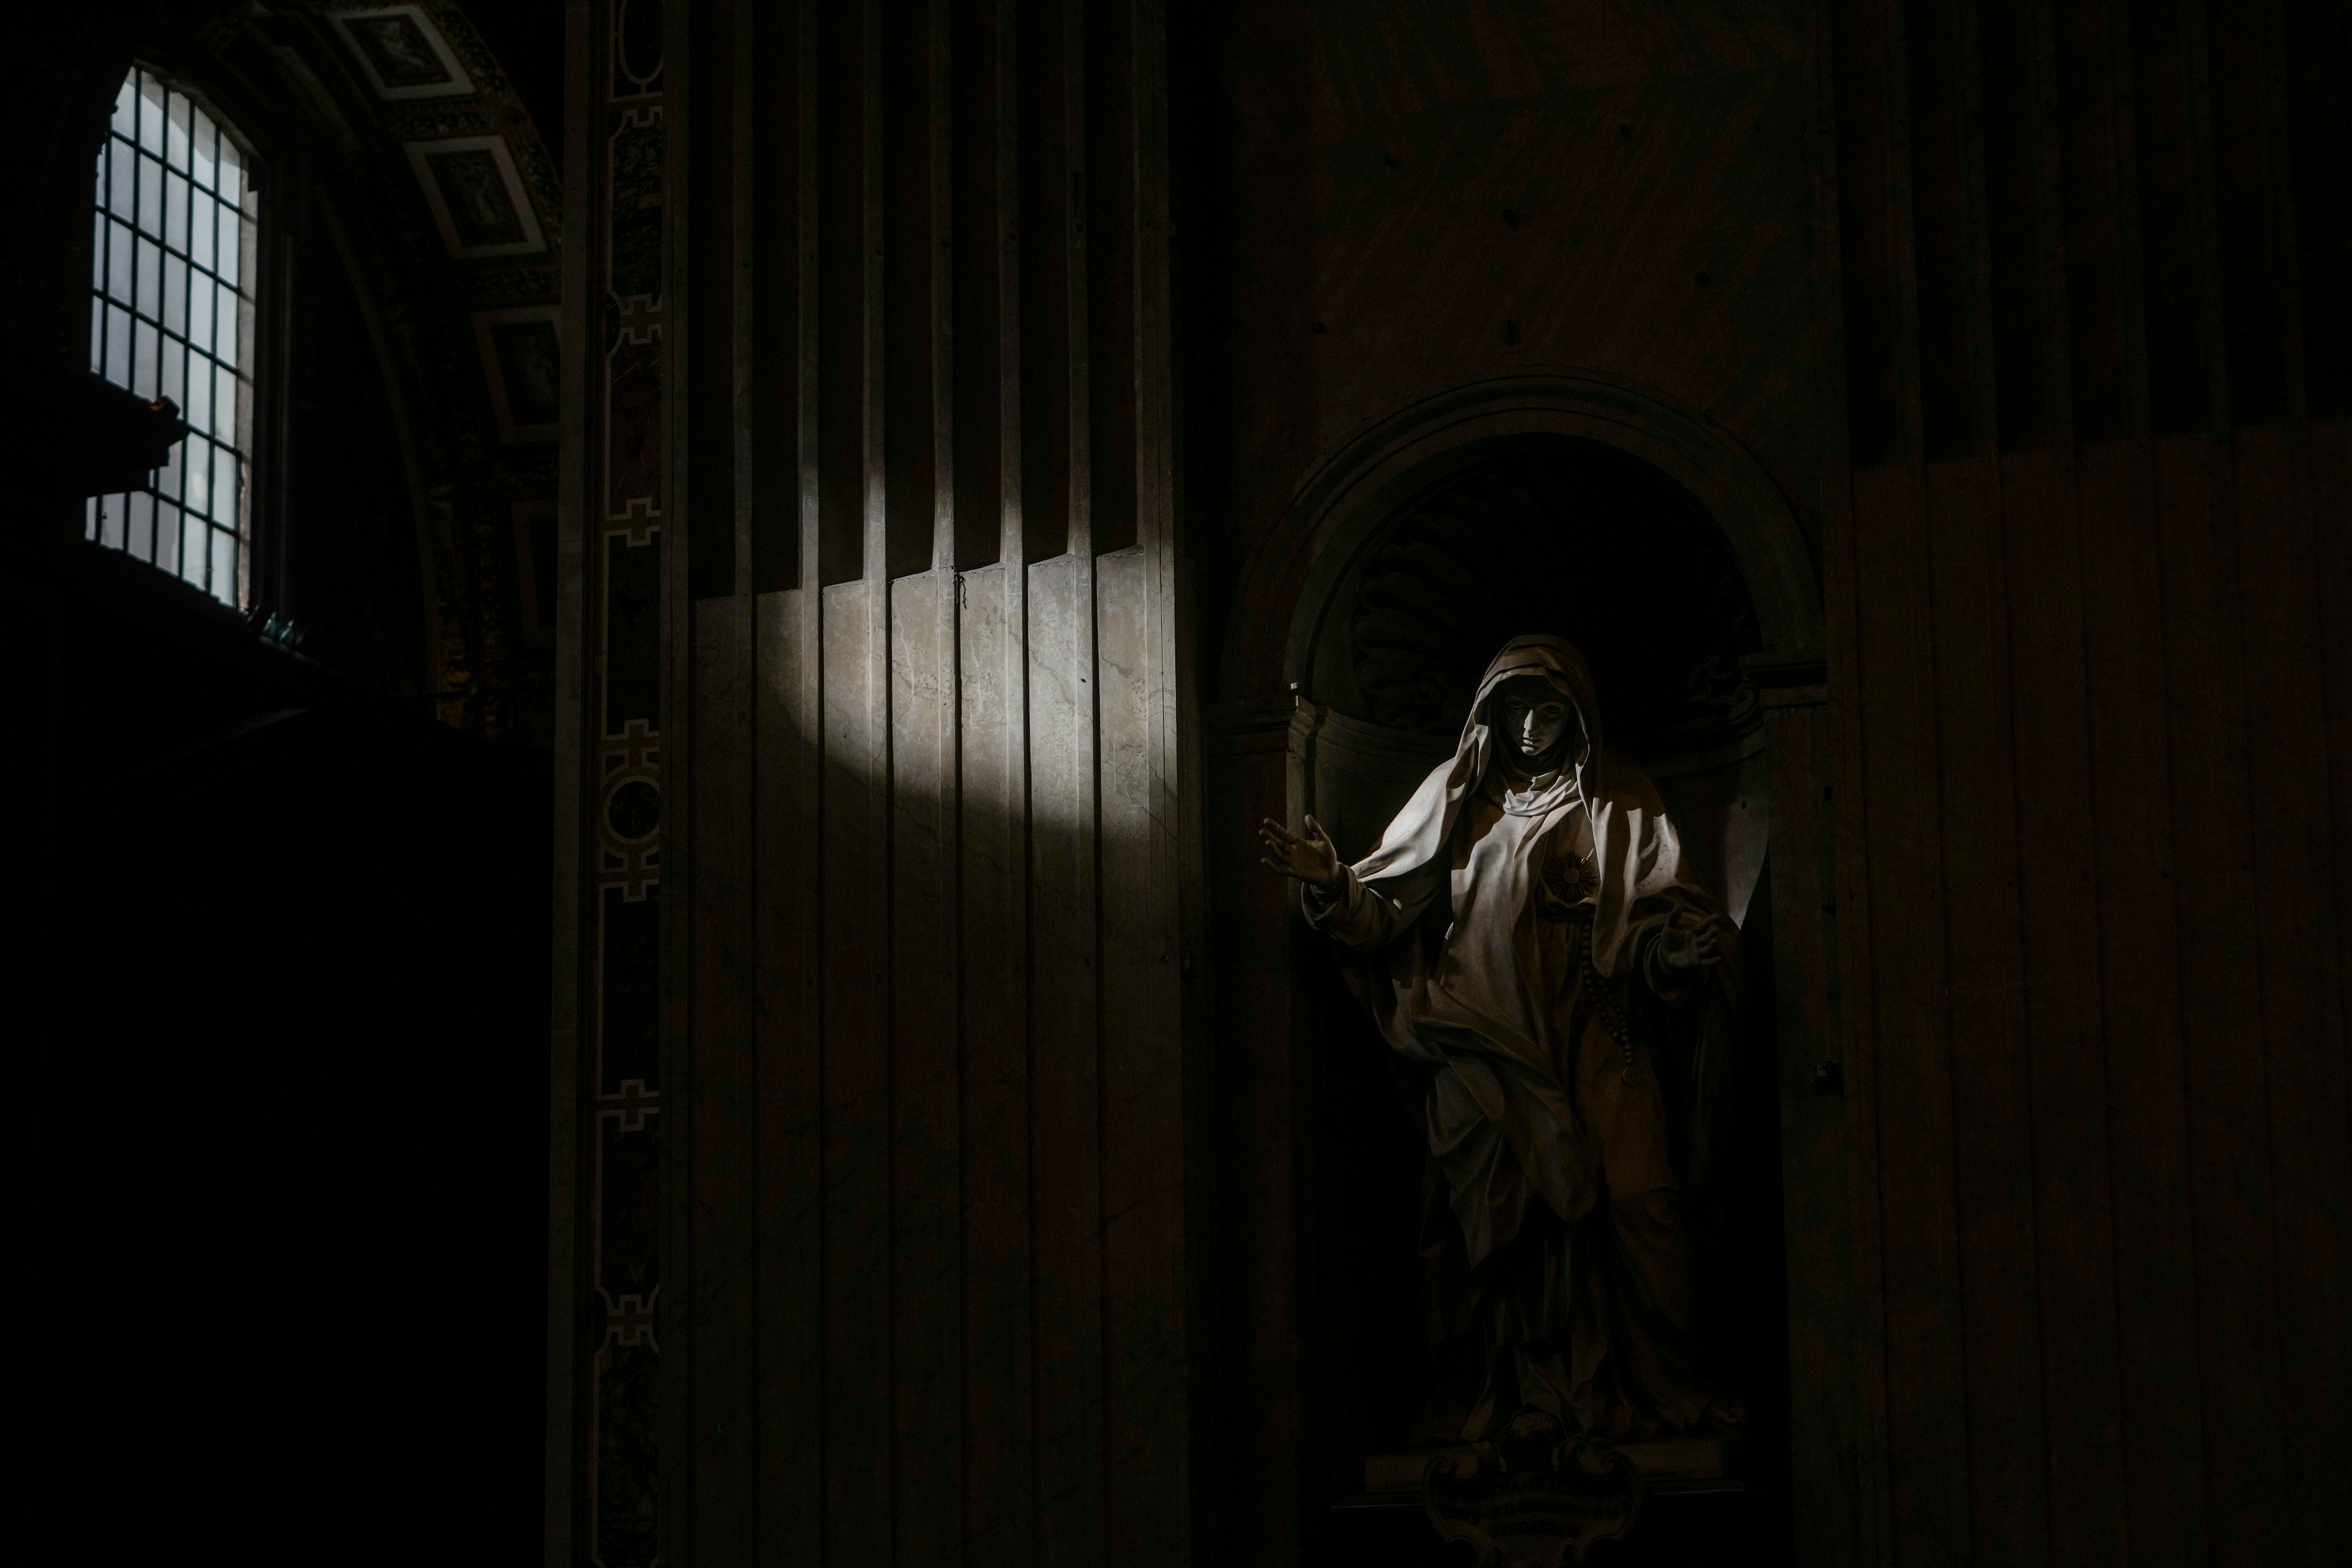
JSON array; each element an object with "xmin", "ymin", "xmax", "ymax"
[
  {"xmin": 1658, "ymin": 920, "xmax": 1726, "ymax": 972},
  {"xmin": 1259, "ymin": 815, "xmax": 1343, "ymax": 889}
]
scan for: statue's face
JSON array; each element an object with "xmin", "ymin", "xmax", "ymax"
[{"xmin": 1495, "ymin": 678, "xmax": 1578, "ymax": 762}]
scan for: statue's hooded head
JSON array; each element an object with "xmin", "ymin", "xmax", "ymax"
[
  {"xmin": 1461, "ymin": 635, "xmax": 1602, "ymax": 812},
  {"xmin": 1347, "ymin": 635, "xmax": 1609, "ymax": 888},
  {"xmin": 1347, "ymin": 634, "xmax": 1720, "ymax": 989}
]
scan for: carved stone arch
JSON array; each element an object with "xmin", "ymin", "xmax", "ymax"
[
  {"xmin": 1282, "ymin": 371, "xmax": 1822, "ymax": 699},
  {"xmin": 1276, "ymin": 371, "xmax": 1821, "ymax": 926}
]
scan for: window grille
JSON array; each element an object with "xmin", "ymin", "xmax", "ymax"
[{"xmin": 87, "ymin": 68, "xmax": 258, "ymax": 608}]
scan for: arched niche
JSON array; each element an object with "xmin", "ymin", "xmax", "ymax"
[
  {"xmin": 1282, "ymin": 374, "xmax": 1821, "ymax": 929},
  {"xmin": 1272, "ymin": 372, "xmax": 1820, "ymax": 1490},
  {"xmin": 1283, "ymin": 372, "xmax": 1822, "ymax": 684}
]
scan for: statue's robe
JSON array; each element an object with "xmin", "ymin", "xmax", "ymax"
[{"xmin": 1303, "ymin": 635, "xmax": 1739, "ymax": 1442}]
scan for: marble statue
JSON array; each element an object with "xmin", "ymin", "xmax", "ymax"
[{"xmin": 1259, "ymin": 635, "xmax": 1742, "ymax": 1449}]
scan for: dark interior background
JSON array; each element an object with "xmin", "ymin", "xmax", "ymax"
[
  {"xmin": 1305, "ymin": 441, "xmax": 1761, "ymax": 751},
  {"xmin": 14, "ymin": 2, "xmax": 566, "ymax": 1561},
  {"xmin": 46, "ymin": 678, "xmax": 550, "ymax": 1563}
]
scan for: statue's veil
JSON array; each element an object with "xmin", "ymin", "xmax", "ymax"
[{"xmin": 1345, "ymin": 634, "xmax": 1606, "ymax": 895}]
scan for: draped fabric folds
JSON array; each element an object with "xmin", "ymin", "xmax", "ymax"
[{"xmin": 1304, "ymin": 636, "xmax": 1741, "ymax": 1441}]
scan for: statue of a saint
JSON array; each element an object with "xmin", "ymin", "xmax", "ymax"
[{"xmin": 1260, "ymin": 635, "xmax": 1741, "ymax": 1447}]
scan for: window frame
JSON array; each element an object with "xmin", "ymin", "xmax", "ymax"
[{"xmin": 85, "ymin": 62, "xmax": 291, "ymax": 617}]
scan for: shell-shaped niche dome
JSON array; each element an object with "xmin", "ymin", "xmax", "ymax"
[{"xmin": 1324, "ymin": 442, "xmax": 1761, "ymax": 760}]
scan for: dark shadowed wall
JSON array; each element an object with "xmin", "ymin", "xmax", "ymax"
[{"xmin": 1822, "ymin": 2, "xmax": 2352, "ymax": 1565}]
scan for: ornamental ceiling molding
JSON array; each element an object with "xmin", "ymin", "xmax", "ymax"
[
  {"xmin": 191, "ymin": 0, "xmax": 565, "ymax": 731},
  {"xmin": 404, "ymin": 134, "xmax": 548, "ymax": 259},
  {"xmin": 1279, "ymin": 371, "xmax": 1824, "ymax": 698},
  {"xmin": 330, "ymin": 5, "xmax": 476, "ymax": 100}
]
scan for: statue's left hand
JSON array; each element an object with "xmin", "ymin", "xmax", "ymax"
[{"xmin": 1658, "ymin": 922, "xmax": 1725, "ymax": 971}]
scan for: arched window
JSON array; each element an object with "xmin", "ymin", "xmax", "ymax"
[{"xmin": 87, "ymin": 67, "xmax": 258, "ymax": 608}]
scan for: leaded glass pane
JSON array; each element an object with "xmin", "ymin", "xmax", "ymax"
[
  {"xmin": 159, "ymin": 338, "xmax": 185, "ymax": 414},
  {"xmin": 167, "ymin": 92, "xmax": 192, "ymax": 172},
  {"xmin": 185, "ymin": 438, "xmax": 211, "ymax": 510},
  {"xmin": 136, "ymin": 76, "xmax": 165, "ymax": 154},
  {"xmin": 189, "ymin": 271, "xmax": 212, "ymax": 353},
  {"xmin": 210, "ymin": 523, "xmax": 237, "ymax": 597},
  {"xmin": 105, "ymin": 303, "xmax": 131, "ymax": 385},
  {"xmin": 166, "ymin": 169, "xmax": 188, "ymax": 253},
  {"xmin": 106, "ymin": 138, "xmax": 131, "ymax": 216},
  {"xmin": 132, "ymin": 318, "xmax": 158, "ymax": 398},
  {"xmin": 134, "ymin": 234, "xmax": 159, "ymax": 317},
  {"xmin": 137, "ymin": 152, "xmax": 163, "ymax": 238},
  {"xmin": 106, "ymin": 218, "xmax": 132, "ymax": 304},
  {"xmin": 151, "ymin": 505, "xmax": 177, "ymax": 566},
  {"xmin": 185, "ymin": 348, "xmax": 212, "ymax": 428},
  {"xmin": 213, "ymin": 446, "xmax": 240, "ymax": 523}
]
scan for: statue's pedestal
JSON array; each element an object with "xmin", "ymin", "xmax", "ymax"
[
  {"xmin": 1338, "ymin": 1439, "xmax": 1769, "ymax": 1566},
  {"xmin": 1363, "ymin": 1436, "xmax": 1729, "ymax": 1494}
]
